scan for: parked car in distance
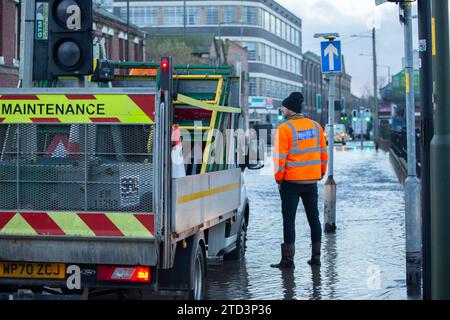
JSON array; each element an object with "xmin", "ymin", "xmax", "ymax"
[{"xmin": 324, "ymin": 124, "xmax": 348, "ymax": 145}]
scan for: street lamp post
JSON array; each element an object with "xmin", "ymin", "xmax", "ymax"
[
  {"xmin": 402, "ymin": 1, "xmax": 422, "ymax": 290},
  {"xmin": 352, "ymin": 31, "xmax": 379, "ymax": 149}
]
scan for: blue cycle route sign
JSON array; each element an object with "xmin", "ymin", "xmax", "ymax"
[{"xmin": 321, "ymin": 40, "xmax": 342, "ymax": 73}]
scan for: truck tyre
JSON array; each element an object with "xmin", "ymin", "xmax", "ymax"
[
  {"xmin": 223, "ymin": 219, "xmax": 247, "ymax": 261},
  {"xmin": 187, "ymin": 244, "xmax": 206, "ymax": 300}
]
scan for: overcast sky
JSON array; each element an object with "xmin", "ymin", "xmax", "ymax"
[{"xmin": 278, "ymin": 0, "xmax": 419, "ymax": 97}]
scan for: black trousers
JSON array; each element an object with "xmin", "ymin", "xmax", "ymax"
[{"xmin": 279, "ymin": 182, "xmax": 322, "ymax": 245}]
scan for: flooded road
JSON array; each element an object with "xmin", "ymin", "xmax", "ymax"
[{"xmin": 205, "ymin": 141, "xmax": 415, "ymax": 300}]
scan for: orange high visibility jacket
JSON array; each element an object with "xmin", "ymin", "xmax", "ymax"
[{"xmin": 273, "ymin": 117, "xmax": 328, "ymax": 183}]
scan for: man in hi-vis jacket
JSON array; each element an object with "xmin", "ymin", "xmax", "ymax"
[{"xmin": 271, "ymin": 92, "xmax": 328, "ymax": 269}]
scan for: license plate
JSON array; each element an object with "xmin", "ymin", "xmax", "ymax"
[{"xmin": 0, "ymin": 262, "xmax": 65, "ymax": 279}]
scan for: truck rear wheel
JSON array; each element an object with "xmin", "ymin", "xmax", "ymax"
[
  {"xmin": 189, "ymin": 245, "xmax": 206, "ymax": 300},
  {"xmin": 223, "ymin": 219, "xmax": 247, "ymax": 261}
]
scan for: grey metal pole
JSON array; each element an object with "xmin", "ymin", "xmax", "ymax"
[
  {"xmin": 126, "ymin": 0, "xmax": 130, "ymax": 61},
  {"xmin": 324, "ymin": 73, "xmax": 337, "ymax": 233},
  {"xmin": 360, "ymin": 110, "xmax": 364, "ymax": 150},
  {"xmin": 19, "ymin": 0, "xmax": 37, "ymax": 162},
  {"xmin": 431, "ymin": 0, "xmax": 450, "ymax": 300},
  {"xmin": 372, "ymin": 28, "xmax": 379, "ymax": 150},
  {"xmin": 402, "ymin": 1, "xmax": 422, "ymax": 289},
  {"xmin": 19, "ymin": 0, "xmax": 35, "ymax": 87},
  {"xmin": 418, "ymin": 0, "xmax": 433, "ymax": 300}
]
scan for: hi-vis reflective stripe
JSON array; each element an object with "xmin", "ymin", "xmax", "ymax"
[
  {"xmin": 286, "ymin": 160, "xmax": 322, "ymax": 167},
  {"xmin": 0, "ymin": 212, "xmax": 155, "ymax": 238},
  {"xmin": 0, "ymin": 94, "xmax": 155, "ymax": 124},
  {"xmin": 273, "ymin": 152, "xmax": 287, "ymax": 159},
  {"xmin": 177, "ymin": 182, "xmax": 241, "ymax": 205}
]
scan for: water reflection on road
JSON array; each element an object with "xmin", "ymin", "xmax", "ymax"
[{"xmin": 205, "ymin": 142, "xmax": 417, "ymax": 300}]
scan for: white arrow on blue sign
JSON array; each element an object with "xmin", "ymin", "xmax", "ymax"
[{"xmin": 321, "ymin": 40, "xmax": 342, "ymax": 73}]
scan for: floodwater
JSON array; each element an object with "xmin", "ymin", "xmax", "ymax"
[{"xmin": 204, "ymin": 141, "xmax": 418, "ymax": 300}]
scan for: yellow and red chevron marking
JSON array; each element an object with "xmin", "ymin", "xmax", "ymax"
[
  {"xmin": 0, "ymin": 212, "xmax": 155, "ymax": 238},
  {"xmin": 0, "ymin": 94, "xmax": 155, "ymax": 124}
]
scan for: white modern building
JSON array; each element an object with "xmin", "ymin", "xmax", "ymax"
[{"xmin": 112, "ymin": 0, "xmax": 303, "ymax": 126}]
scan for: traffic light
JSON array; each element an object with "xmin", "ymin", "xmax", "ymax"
[
  {"xmin": 277, "ymin": 109, "xmax": 284, "ymax": 121},
  {"xmin": 34, "ymin": 0, "xmax": 93, "ymax": 80},
  {"xmin": 49, "ymin": 0, "xmax": 93, "ymax": 77},
  {"xmin": 160, "ymin": 56, "xmax": 173, "ymax": 92},
  {"xmin": 365, "ymin": 117, "xmax": 371, "ymax": 122},
  {"xmin": 351, "ymin": 109, "xmax": 357, "ymax": 122}
]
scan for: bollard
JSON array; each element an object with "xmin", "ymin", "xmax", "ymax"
[{"xmin": 324, "ymin": 175, "xmax": 337, "ymax": 233}]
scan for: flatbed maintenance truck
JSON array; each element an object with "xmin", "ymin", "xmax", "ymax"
[{"xmin": 0, "ymin": 59, "xmax": 262, "ymax": 300}]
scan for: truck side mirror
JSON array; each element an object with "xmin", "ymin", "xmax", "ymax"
[{"xmin": 246, "ymin": 132, "xmax": 264, "ymax": 170}]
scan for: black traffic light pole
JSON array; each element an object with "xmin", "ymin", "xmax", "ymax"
[{"xmin": 418, "ymin": 0, "xmax": 433, "ymax": 300}]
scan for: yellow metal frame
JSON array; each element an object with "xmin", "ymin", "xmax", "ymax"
[
  {"xmin": 173, "ymin": 75, "xmax": 224, "ymax": 105},
  {"xmin": 172, "ymin": 75, "xmax": 240, "ymax": 174}
]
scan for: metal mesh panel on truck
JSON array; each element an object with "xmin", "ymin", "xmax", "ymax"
[{"xmin": 0, "ymin": 123, "xmax": 154, "ymax": 213}]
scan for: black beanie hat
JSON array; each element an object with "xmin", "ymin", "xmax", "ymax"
[{"xmin": 282, "ymin": 92, "xmax": 304, "ymax": 113}]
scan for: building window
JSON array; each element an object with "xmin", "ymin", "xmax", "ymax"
[
  {"xmin": 259, "ymin": 78, "xmax": 265, "ymax": 96},
  {"xmin": 276, "ymin": 50, "xmax": 281, "ymax": 68},
  {"xmin": 148, "ymin": 7, "xmax": 158, "ymax": 26},
  {"xmin": 223, "ymin": 6, "xmax": 236, "ymax": 24},
  {"xmin": 186, "ymin": 6, "xmax": 200, "ymax": 25},
  {"xmin": 266, "ymin": 80, "xmax": 271, "ymax": 97},
  {"xmin": 264, "ymin": 10, "xmax": 270, "ymax": 31},
  {"xmin": 134, "ymin": 42, "xmax": 139, "ymax": 61},
  {"xmin": 242, "ymin": 42, "xmax": 256, "ymax": 61},
  {"xmin": 119, "ymin": 7, "xmax": 158, "ymax": 27},
  {"xmin": 270, "ymin": 47, "xmax": 275, "ymax": 66},
  {"xmin": 249, "ymin": 78, "xmax": 257, "ymax": 96},
  {"xmin": 265, "ymin": 45, "xmax": 270, "ymax": 64},
  {"xmin": 242, "ymin": 6, "xmax": 257, "ymax": 25},
  {"xmin": 270, "ymin": 14, "xmax": 275, "ymax": 34},
  {"xmin": 275, "ymin": 18, "xmax": 281, "ymax": 37},
  {"xmin": 163, "ymin": 7, "xmax": 184, "ymax": 25},
  {"xmin": 295, "ymin": 30, "xmax": 300, "ymax": 47},
  {"xmin": 205, "ymin": 6, "xmax": 218, "ymax": 25},
  {"xmin": 260, "ymin": 43, "xmax": 265, "ymax": 62}
]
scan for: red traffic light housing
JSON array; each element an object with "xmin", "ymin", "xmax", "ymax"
[
  {"xmin": 161, "ymin": 58, "xmax": 169, "ymax": 72},
  {"xmin": 160, "ymin": 57, "xmax": 173, "ymax": 92}
]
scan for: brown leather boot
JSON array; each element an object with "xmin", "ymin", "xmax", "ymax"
[
  {"xmin": 307, "ymin": 242, "xmax": 321, "ymax": 266},
  {"xmin": 271, "ymin": 243, "xmax": 295, "ymax": 269}
]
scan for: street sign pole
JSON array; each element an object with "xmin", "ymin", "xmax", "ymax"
[
  {"xmin": 316, "ymin": 36, "xmax": 341, "ymax": 233},
  {"xmin": 402, "ymin": 1, "xmax": 422, "ymax": 290},
  {"xmin": 324, "ymin": 72, "xmax": 337, "ymax": 233},
  {"xmin": 19, "ymin": 0, "xmax": 35, "ymax": 88}
]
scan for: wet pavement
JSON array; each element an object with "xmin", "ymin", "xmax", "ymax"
[{"xmin": 204, "ymin": 141, "xmax": 417, "ymax": 300}]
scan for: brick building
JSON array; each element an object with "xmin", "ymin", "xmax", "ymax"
[
  {"xmin": 92, "ymin": 5, "xmax": 146, "ymax": 61},
  {"xmin": 0, "ymin": 0, "xmax": 20, "ymax": 87}
]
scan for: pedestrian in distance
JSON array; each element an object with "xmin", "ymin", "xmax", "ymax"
[{"xmin": 271, "ymin": 92, "xmax": 328, "ymax": 269}]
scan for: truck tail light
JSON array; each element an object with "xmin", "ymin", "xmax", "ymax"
[{"xmin": 97, "ymin": 266, "xmax": 151, "ymax": 283}]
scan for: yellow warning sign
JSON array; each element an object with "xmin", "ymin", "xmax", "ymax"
[{"xmin": 0, "ymin": 94, "xmax": 155, "ymax": 124}]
